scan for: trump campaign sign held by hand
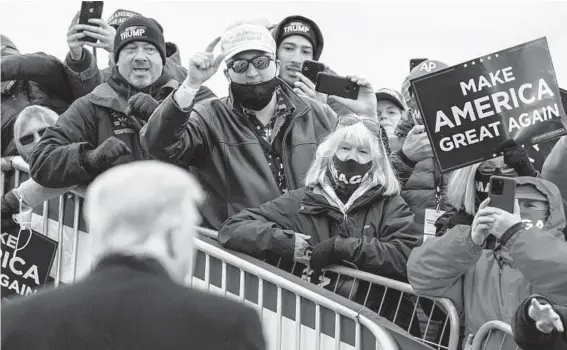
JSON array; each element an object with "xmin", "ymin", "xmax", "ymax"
[{"xmin": 411, "ymin": 37, "xmax": 567, "ymax": 172}]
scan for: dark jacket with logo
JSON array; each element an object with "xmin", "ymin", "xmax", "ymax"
[
  {"xmin": 140, "ymin": 80, "xmax": 337, "ymax": 229},
  {"xmin": 1, "ymin": 254, "xmax": 265, "ymax": 350},
  {"xmin": 1, "ymin": 52, "xmax": 78, "ymax": 156},
  {"xmin": 219, "ymin": 184, "xmax": 422, "ymax": 333},
  {"xmin": 29, "ymin": 69, "xmax": 178, "ymax": 188}
]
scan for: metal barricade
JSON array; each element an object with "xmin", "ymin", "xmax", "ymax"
[
  {"xmin": 196, "ymin": 228, "xmax": 461, "ymax": 350},
  {"xmin": 470, "ymin": 321, "xmax": 521, "ymax": 350},
  {"xmin": 190, "ymin": 237, "xmax": 402, "ymax": 350}
]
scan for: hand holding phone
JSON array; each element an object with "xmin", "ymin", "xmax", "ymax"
[
  {"xmin": 78, "ymin": 1, "xmax": 104, "ymax": 43},
  {"xmin": 488, "ymin": 176, "xmax": 516, "ymax": 213},
  {"xmin": 301, "ymin": 60, "xmax": 326, "ymax": 84},
  {"xmin": 315, "ymin": 72, "xmax": 359, "ymax": 100}
]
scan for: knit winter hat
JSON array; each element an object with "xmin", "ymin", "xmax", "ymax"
[
  {"xmin": 273, "ymin": 16, "xmax": 324, "ymax": 60},
  {"xmin": 114, "ymin": 16, "xmax": 166, "ymax": 65}
]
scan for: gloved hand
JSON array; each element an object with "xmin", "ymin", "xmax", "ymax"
[
  {"xmin": 81, "ymin": 137, "xmax": 131, "ymax": 173},
  {"xmin": 501, "ymin": 139, "xmax": 537, "ymax": 177},
  {"xmin": 310, "ymin": 236, "xmax": 338, "ymax": 272},
  {"xmin": 125, "ymin": 92, "xmax": 159, "ymax": 121},
  {"xmin": 1, "ymin": 190, "xmax": 20, "ymax": 229}
]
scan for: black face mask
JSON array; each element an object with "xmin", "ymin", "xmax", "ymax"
[
  {"xmin": 231, "ymin": 77, "xmax": 279, "ymax": 111},
  {"xmin": 330, "ymin": 155, "xmax": 372, "ymax": 201}
]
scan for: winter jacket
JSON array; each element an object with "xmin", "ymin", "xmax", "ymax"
[
  {"xmin": 542, "ymin": 135, "xmax": 567, "ymax": 237},
  {"xmin": 66, "ymin": 45, "xmax": 216, "ymax": 100},
  {"xmin": 407, "ymin": 177, "xmax": 567, "ymax": 349},
  {"xmin": 140, "ymin": 79, "xmax": 337, "ymax": 229},
  {"xmin": 29, "ymin": 68, "xmax": 178, "ymax": 188},
  {"xmin": 1, "ymin": 254, "xmax": 266, "ymax": 350},
  {"xmin": 389, "ymin": 153, "xmax": 450, "ymax": 232},
  {"xmin": 513, "ymin": 295, "xmax": 567, "ymax": 350},
  {"xmin": 1, "ymin": 52, "xmax": 77, "ymax": 156},
  {"xmin": 219, "ymin": 182, "xmax": 422, "ymax": 334}
]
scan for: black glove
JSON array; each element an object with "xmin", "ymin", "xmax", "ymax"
[
  {"xmin": 125, "ymin": 92, "xmax": 159, "ymax": 121},
  {"xmin": 310, "ymin": 236, "xmax": 338, "ymax": 272},
  {"xmin": 81, "ymin": 137, "xmax": 132, "ymax": 173},
  {"xmin": 501, "ymin": 139, "xmax": 537, "ymax": 177},
  {"xmin": 1, "ymin": 190, "xmax": 20, "ymax": 229}
]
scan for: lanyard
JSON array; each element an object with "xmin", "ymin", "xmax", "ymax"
[{"xmin": 433, "ymin": 161, "xmax": 444, "ymax": 210}]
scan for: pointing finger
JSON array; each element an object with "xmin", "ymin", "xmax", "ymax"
[{"xmin": 205, "ymin": 36, "xmax": 221, "ymax": 53}]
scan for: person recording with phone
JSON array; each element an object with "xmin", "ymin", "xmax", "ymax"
[
  {"xmin": 64, "ymin": 5, "xmax": 216, "ymax": 101},
  {"xmin": 407, "ymin": 156, "xmax": 567, "ymax": 350},
  {"xmin": 140, "ymin": 20, "xmax": 378, "ymax": 230},
  {"xmin": 30, "ymin": 16, "xmax": 180, "ymax": 188}
]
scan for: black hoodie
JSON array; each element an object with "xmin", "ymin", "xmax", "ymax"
[{"xmin": 271, "ymin": 15, "xmax": 325, "ymax": 61}]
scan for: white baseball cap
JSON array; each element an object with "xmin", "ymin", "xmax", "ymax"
[{"xmin": 221, "ymin": 23, "xmax": 276, "ymax": 62}]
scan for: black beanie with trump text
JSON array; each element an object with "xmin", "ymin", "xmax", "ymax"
[{"xmin": 114, "ymin": 16, "xmax": 166, "ymax": 65}]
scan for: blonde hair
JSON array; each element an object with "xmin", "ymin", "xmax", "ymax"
[
  {"xmin": 445, "ymin": 163, "xmax": 481, "ymax": 215},
  {"xmin": 304, "ymin": 117, "xmax": 400, "ymax": 196}
]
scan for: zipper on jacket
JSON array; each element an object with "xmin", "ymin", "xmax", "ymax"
[{"xmin": 281, "ymin": 110, "xmax": 309, "ymax": 190}]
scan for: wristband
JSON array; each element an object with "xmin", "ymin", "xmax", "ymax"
[{"xmin": 179, "ymin": 83, "xmax": 200, "ymax": 96}]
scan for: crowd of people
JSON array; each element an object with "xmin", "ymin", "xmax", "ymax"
[{"xmin": 2, "ymin": 7, "xmax": 567, "ymax": 350}]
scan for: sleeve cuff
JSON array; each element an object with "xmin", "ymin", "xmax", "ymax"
[
  {"xmin": 397, "ymin": 149, "xmax": 417, "ymax": 168},
  {"xmin": 65, "ymin": 49, "xmax": 93, "ymax": 73}
]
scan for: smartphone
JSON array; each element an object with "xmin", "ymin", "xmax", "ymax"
[
  {"xmin": 301, "ymin": 60, "xmax": 326, "ymax": 84},
  {"xmin": 315, "ymin": 72, "xmax": 359, "ymax": 100},
  {"xmin": 78, "ymin": 1, "xmax": 104, "ymax": 43},
  {"xmin": 488, "ymin": 176, "xmax": 516, "ymax": 213},
  {"xmin": 410, "ymin": 58, "xmax": 428, "ymax": 72}
]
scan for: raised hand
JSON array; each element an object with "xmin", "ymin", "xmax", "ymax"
[
  {"xmin": 402, "ymin": 125, "xmax": 433, "ymax": 163},
  {"xmin": 471, "ymin": 198, "xmax": 495, "ymax": 246},
  {"xmin": 528, "ymin": 298, "xmax": 564, "ymax": 333},
  {"xmin": 293, "ymin": 72, "xmax": 327, "ymax": 104},
  {"xmin": 183, "ymin": 37, "xmax": 225, "ymax": 89},
  {"xmin": 327, "ymin": 76, "xmax": 377, "ymax": 119}
]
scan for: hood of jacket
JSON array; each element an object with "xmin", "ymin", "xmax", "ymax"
[
  {"xmin": 165, "ymin": 42, "xmax": 181, "ymax": 65},
  {"xmin": 271, "ymin": 15, "xmax": 325, "ymax": 61},
  {"xmin": 513, "ymin": 176, "xmax": 566, "ymax": 237}
]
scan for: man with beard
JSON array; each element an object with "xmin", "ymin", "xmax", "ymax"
[
  {"xmin": 141, "ymin": 21, "xmax": 378, "ymax": 229},
  {"xmin": 30, "ymin": 16, "xmax": 178, "ymax": 188}
]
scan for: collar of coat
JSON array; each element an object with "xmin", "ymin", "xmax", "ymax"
[
  {"xmin": 301, "ymin": 181, "xmax": 385, "ymax": 218},
  {"xmin": 226, "ymin": 78, "xmax": 311, "ymax": 120},
  {"xmin": 93, "ymin": 253, "xmax": 172, "ymax": 279},
  {"xmin": 88, "ymin": 72, "xmax": 178, "ymax": 113}
]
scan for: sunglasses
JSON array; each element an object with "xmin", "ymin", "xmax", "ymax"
[
  {"xmin": 227, "ymin": 56, "xmax": 273, "ymax": 74},
  {"xmin": 336, "ymin": 115, "xmax": 383, "ymax": 139},
  {"xmin": 19, "ymin": 128, "xmax": 47, "ymax": 146}
]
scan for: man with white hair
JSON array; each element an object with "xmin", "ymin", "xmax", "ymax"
[
  {"xmin": 1, "ymin": 161, "xmax": 266, "ymax": 350},
  {"xmin": 141, "ymin": 20, "xmax": 378, "ymax": 229}
]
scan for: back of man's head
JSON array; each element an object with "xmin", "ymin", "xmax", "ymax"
[{"xmin": 84, "ymin": 161, "xmax": 204, "ymax": 281}]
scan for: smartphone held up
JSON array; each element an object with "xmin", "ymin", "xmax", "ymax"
[
  {"xmin": 78, "ymin": 1, "xmax": 104, "ymax": 43},
  {"xmin": 315, "ymin": 72, "xmax": 360, "ymax": 100}
]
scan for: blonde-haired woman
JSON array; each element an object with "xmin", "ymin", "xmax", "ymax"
[
  {"xmin": 219, "ymin": 114, "xmax": 422, "ymax": 334},
  {"xmin": 407, "ymin": 157, "xmax": 567, "ymax": 349}
]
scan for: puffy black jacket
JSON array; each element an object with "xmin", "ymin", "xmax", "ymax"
[
  {"xmin": 219, "ymin": 184, "xmax": 422, "ymax": 334},
  {"xmin": 140, "ymin": 80, "xmax": 337, "ymax": 229},
  {"xmin": 1, "ymin": 53, "xmax": 78, "ymax": 156}
]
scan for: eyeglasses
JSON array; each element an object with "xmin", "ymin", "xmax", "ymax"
[
  {"xmin": 227, "ymin": 56, "xmax": 273, "ymax": 74},
  {"xmin": 336, "ymin": 115, "xmax": 383, "ymax": 140},
  {"xmin": 19, "ymin": 128, "xmax": 47, "ymax": 145}
]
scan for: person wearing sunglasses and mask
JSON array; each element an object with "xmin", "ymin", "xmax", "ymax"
[
  {"xmin": 1, "ymin": 106, "xmax": 79, "ymax": 229},
  {"xmin": 141, "ymin": 20, "xmax": 378, "ymax": 230},
  {"xmin": 407, "ymin": 157, "xmax": 567, "ymax": 349},
  {"xmin": 219, "ymin": 115, "xmax": 422, "ymax": 333}
]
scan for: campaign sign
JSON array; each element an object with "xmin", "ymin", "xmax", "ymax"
[
  {"xmin": 411, "ymin": 37, "xmax": 567, "ymax": 172},
  {"xmin": 1, "ymin": 226, "xmax": 58, "ymax": 300}
]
